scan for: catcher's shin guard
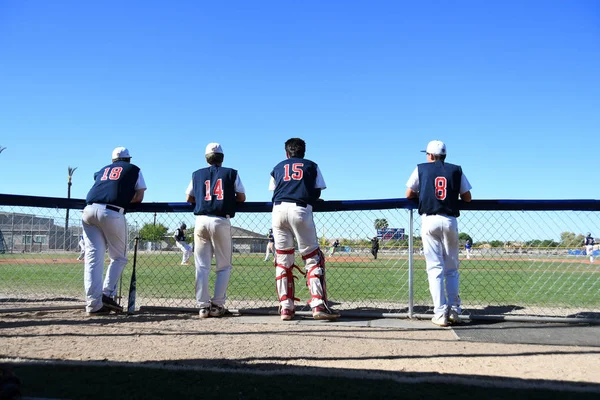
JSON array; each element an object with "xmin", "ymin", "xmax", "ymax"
[
  {"xmin": 275, "ymin": 248, "xmax": 304, "ymax": 308},
  {"xmin": 303, "ymin": 248, "xmax": 328, "ymax": 308}
]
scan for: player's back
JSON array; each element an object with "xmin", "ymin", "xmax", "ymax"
[
  {"xmin": 192, "ymin": 165, "xmax": 239, "ymax": 218},
  {"xmin": 271, "ymin": 157, "xmax": 320, "ymax": 206},
  {"xmin": 86, "ymin": 161, "xmax": 140, "ymax": 209},
  {"xmin": 417, "ymin": 160, "xmax": 464, "ymax": 217}
]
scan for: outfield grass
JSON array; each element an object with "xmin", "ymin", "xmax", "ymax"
[
  {"xmin": 9, "ymin": 363, "xmax": 599, "ymax": 400},
  {"xmin": 0, "ymin": 252, "xmax": 598, "ymax": 309}
]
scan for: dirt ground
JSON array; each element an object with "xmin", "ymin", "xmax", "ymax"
[{"xmin": 1, "ymin": 309, "xmax": 599, "ymax": 391}]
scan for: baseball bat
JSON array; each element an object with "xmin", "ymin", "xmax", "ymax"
[{"xmin": 127, "ymin": 237, "xmax": 139, "ymax": 315}]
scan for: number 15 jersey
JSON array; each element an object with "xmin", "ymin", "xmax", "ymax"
[{"xmin": 269, "ymin": 157, "xmax": 326, "ymax": 206}]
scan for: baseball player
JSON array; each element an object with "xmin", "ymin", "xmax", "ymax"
[
  {"xmin": 269, "ymin": 137, "xmax": 339, "ymax": 321},
  {"xmin": 77, "ymin": 235, "xmax": 85, "ymax": 261},
  {"xmin": 465, "ymin": 238, "xmax": 472, "ymax": 259},
  {"xmin": 584, "ymin": 233, "xmax": 595, "ymax": 263},
  {"xmin": 329, "ymin": 239, "xmax": 340, "ymax": 256},
  {"xmin": 264, "ymin": 228, "xmax": 275, "ymax": 262},
  {"xmin": 173, "ymin": 223, "xmax": 192, "ymax": 265},
  {"xmin": 185, "ymin": 143, "xmax": 246, "ymax": 318},
  {"xmin": 82, "ymin": 146, "xmax": 146, "ymax": 315},
  {"xmin": 370, "ymin": 236, "xmax": 379, "ymax": 260},
  {"xmin": 405, "ymin": 140, "xmax": 472, "ymax": 327}
]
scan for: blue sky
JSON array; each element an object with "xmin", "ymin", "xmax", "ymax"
[{"xmin": 1, "ymin": 1, "xmax": 599, "ymax": 203}]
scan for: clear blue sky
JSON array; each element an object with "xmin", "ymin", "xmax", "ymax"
[{"xmin": 1, "ymin": 1, "xmax": 599, "ymax": 203}]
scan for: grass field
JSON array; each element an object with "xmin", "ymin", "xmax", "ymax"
[{"xmin": 1, "ymin": 252, "xmax": 599, "ymax": 312}]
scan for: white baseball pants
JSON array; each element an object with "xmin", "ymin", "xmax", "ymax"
[
  {"xmin": 82, "ymin": 204, "xmax": 128, "ymax": 313},
  {"xmin": 193, "ymin": 215, "xmax": 232, "ymax": 307},
  {"xmin": 176, "ymin": 240, "xmax": 192, "ymax": 264},
  {"xmin": 421, "ymin": 214, "xmax": 461, "ymax": 317},
  {"xmin": 272, "ymin": 202, "xmax": 324, "ymax": 309}
]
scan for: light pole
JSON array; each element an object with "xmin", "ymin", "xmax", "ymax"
[{"xmin": 65, "ymin": 166, "xmax": 77, "ymax": 250}]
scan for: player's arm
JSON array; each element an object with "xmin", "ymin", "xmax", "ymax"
[
  {"xmin": 185, "ymin": 180, "xmax": 195, "ymax": 204},
  {"xmin": 405, "ymin": 167, "xmax": 419, "ymax": 199},
  {"xmin": 460, "ymin": 190, "xmax": 472, "ymax": 202},
  {"xmin": 131, "ymin": 172, "xmax": 147, "ymax": 203},
  {"xmin": 131, "ymin": 189, "xmax": 145, "ymax": 203},
  {"xmin": 405, "ymin": 188, "xmax": 418, "ymax": 199},
  {"xmin": 235, "ymin": 174, "xmax": 246, "ymax": 202}
]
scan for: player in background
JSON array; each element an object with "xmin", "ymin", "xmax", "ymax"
[
  {"xmin": 406, "ymin": 140, "xmax": 472, "ymax": 327},
  {"xmin": 82, "ymin": 147, "xmax": 146, "ymax": 315},
  {"xmin": 269, "ymin": 138, "xmax": 339, "ymax": 321},
  {"xmin": 465, "ymin": 238, "xmax": 472, "ymax": 259},
  {"xmin": 173, "ymin": 223, "xmax": 192, "ymax": 265},
  {"xmin": 186, "ymin": 143, "xmax": 246, "ymax": 318},
  {"xmin": 370, "ymin": 236, "xmax": 379, "ymax": 260},
  {"xmin": 264, "ymin": 228, "xmax": 275, "ymax": 261},
  {"xmin": 584, "ymin": 233, "xmax": 595, "ymax": 264},
  {"xmin": 77, "ymin": 235, "xmax": 85, "ymax": 261},
  {"xmin": 329, "ymin": 238, "xmax": 340, "ymax": 256}
]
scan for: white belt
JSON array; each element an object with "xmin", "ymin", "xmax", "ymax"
[{"xmin": 91, "ymin": 203, "xmax": 125, "ymax": 214}]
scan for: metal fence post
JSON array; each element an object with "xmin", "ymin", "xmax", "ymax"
[{"xmin": 408, "ymin": 209, "xmax": 414, "ymax": 318}]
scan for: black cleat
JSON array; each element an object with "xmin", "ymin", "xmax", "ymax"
[{"xmin": 102, "ymin": 295, "xmax": 123, "ymax": 313}]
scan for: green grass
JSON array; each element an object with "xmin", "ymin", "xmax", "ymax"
[
  {"xmin": 0, "ymin": 253, "xmax": 598, "ymax": 309},
  {"xmin": 9, "ymin": 363, "xmax": 599, "ymax": 400}
]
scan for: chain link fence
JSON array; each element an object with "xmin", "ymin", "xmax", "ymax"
[{"xmin": 1, "ymin": 195, "xmax": 599, "ymax": 322}]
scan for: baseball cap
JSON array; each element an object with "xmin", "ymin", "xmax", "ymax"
[
  {"xmin": 421, "ymin": 140, "xmax": 446, "ymax": 156},
  {"xmin": 205, "ymin": 142, "xmax": 224, "ymax": 155},
  {"xmin": 112, "ymin": 146, "xmax": 131, "ymax": 159}
]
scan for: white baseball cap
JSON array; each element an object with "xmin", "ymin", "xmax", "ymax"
[
  {"xmin": 112, "ymin": 146, "xmax": 131, "ymax": 159},
  {"xmin": 421, "ymin": 140, "xmax": 446, "ymax": 156},
  {"xmin": 205, "ymin": 142, "xmax": 224, "ymax": 155}
]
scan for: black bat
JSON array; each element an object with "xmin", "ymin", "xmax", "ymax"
[{"xmin": 127, "ymin": 237, "xmax": 139, "ymax": 315}]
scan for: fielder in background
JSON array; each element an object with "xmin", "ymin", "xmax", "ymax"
[
  {"xmin": 173, "ymin": 222, "xmax": 192, "ymax": 265},
  {"xmin": 264, "ymin": 228, "xmax": 275, "ymax": 262},
  {"xmin": 82, "ymin": 146, "xmax": 147, "ymax": 316},
  {"xmin": 584, "ymin": 233, "xmax": 595, "ymax": 264},
  {"xmin": 465, "ymin": 238, "xmax": 472, "ymax": 259},
  {"xmin": 405, "ymin": 140, "xmax": 472, "ymax": 327},
  {"xmin": 185, "ymin": 143, "xmax": 246, "ymax": 318},
  {"xmin": 329, "ymin": 238, "xmax": 340, "ymax": 256},
  {"xmin": 77, "ymin": 235, "xmax": 85, "ymax": 261},
  {"xmin": 370, "ymin": 236, "xmax": 379, "ymax": 260},
  {"xmin": 269, "ymin": 137, "xmax": 339, "ymax": 321}
]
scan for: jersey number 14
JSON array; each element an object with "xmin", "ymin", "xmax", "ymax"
[{"xmin": 204, "ymin": 179, "xmax": 224, "ymax": 200}]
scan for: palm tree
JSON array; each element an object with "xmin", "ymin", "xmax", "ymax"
[{"xmin": 374, "ymin": 218, "xmax": 389, "ymax": 230}]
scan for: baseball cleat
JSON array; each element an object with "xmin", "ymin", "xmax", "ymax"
[
  {"xmin": 280, "ymin": 308, "xmax": 295, "ymax": 321},
  {"xmin": 209, "ymin": 304, "xmax": 226, "ymax": 318},
  {"xmin": 431, "ymin": 314, "xmax": 449, "ymax": 327},
  {"xmin": 102, "ymin": 295, "xmax": 123, "ymax": 313},
  {"xmin": 199, "ymin": 307, "xmax": 210, "ymax": 318},
  {"xmin": 448, "ymin": 309, "xmax": 462, "ymax": 324},
  {"xmin": 86, "ymin": 305, "xmax": 112, "ymax": 316},
  {"xmin": 312, "ymin": 305, "xmax": 340, "ymax": 320}
]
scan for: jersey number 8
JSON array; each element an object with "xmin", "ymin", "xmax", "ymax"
[{"xmin": 435, "ymin": 177, "xmax": 447, "ymax": 200}]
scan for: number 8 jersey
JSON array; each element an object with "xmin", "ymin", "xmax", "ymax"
[
  {"xmin": 270, "ymin": 157, "xmax": 326, "ymax": 206},
  {"xmin": 406, "ymin": 161, "xmax": 472, "ymax": 217}
]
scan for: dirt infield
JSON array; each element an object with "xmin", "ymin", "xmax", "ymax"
[{"xmin": 0, "ymin": 309, "xmax": 599, "ymax": 391}]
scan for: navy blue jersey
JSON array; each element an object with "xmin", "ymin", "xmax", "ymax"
[
  {"xmin": 192, "ymin": 165, "xmax": 238, "ymax": 218},
  {"xmin": 271, "ymin": 158, "xmax": 320, "ymax": 206},
  {"xmin": 86, "ymin": 161, "xmax": 141, "ymax": 209},
  {"xmin": 585, "ymin": 236, "xmax": 595, "ymax": 246},
  {"xmin": 417, "ymin": 161, "xmax": 464, "ymax": 217},
  {"xmin": 175, "ymin": 228, "xmax": 186, "ymax": 241},
  {"xmin": 268, "ymin": 232, "xmax": 274, "ymax": 243}
]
